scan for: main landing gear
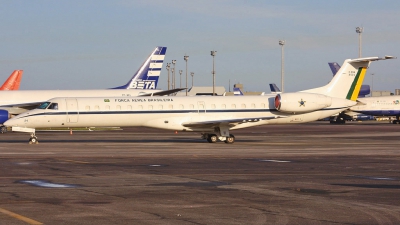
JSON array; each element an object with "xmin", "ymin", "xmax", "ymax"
[
  {"xmin": 392, "ymin": 116, "xmax": 400, "ymax": 124},
  {"xmin": 329, "ymin": 114, "xmax": 346, "ymax": 124},
  {"xmin": 202, "ymin": 133, "xmax": 235, "ymax": 144},
  {"xmin": 29, "ymin": 133, "xmax": 39, "ymax": 144},
  {"xmin": 201, "ymin": 125, "xmax": 235, "ymax": 144},
  {"xmin": 0, "ymin": 125, "xmax": 7, "ymax": 134}
]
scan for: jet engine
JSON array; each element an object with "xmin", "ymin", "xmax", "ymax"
[
  {"xmin": 275, "ymin": 93, "xmax": 332, "ymax": 113},
  {"xmin": 0, "ymin": 110, "xmax": 10, "ymax": 124}
]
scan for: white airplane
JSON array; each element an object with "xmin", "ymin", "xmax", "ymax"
[
  {"xmin": 4, "ymin": 56, "xmax": 394, "ymax": 144},
  {"xmin": 0, "ymin": 46, "xmax": 183, "ymax": 133},
  {"xmin": 348, "ymin": 96, "xmax": 400, "ymax": 124}
]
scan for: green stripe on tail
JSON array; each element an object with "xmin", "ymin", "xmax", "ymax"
[{"xmin": 346, "ymin": 67, "xmax": 367, "ymax": 100}]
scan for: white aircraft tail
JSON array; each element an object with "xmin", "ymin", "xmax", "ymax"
[{"xmin": 302, "ymin": 56, "xmax": 395, "ymax": 100}]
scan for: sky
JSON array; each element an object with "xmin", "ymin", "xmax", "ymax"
[{"xmin": 0, "ymin": 0, "xmax": 399, "ymax": 93}]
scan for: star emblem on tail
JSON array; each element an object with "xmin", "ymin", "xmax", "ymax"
[{"xmin": 299, "ymin": 99, "xmax": 306, "ymax": 107}]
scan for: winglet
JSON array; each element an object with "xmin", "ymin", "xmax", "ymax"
[{"xmin": 112, "ymin": 46, "xmax": 167, "ymax": 90}]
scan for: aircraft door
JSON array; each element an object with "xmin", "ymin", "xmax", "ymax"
[
  {"xmin": 66, "ymin": 98, "xmax": 79, "ymax": 123},
  {"xmin": 197, "ymin": 101, "xmax": 206, "ymax": 113}
]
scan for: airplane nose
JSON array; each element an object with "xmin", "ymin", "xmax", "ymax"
[{"xmin": 3, "ymin": 119, "xmax": 15, "ymax": 127}]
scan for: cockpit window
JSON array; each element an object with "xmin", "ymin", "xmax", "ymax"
[
  {"xmin": 38, "ymin": 102, "xmax": 51, "ymax": 109},
  {"xmin": 47, "ymin": 103, "xmax": 58, "ymax": 110}
]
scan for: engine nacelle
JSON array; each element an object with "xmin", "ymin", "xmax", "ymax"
[
  {"xmin": 0, "ymin": 109, "xmax": 10, "ymax": 124},
  {"xmin": 275, "ymin": 92, "xmax": 332, "ymax": 113}
]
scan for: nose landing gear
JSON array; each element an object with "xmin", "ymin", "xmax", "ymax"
[{"xmin": 29, "ymin": 133, "xmax": 39, "ymax": 144}]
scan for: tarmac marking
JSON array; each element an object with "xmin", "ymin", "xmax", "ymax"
[
  {"xmin": 62, "ymin": 159, "xmax": 90, "ymax": 164},
  {"xmin": 260, "ymin": 159, "xmax": 291, "ymax": 163},
  {"xmin": 0, "ymin": 152, "xmax": 55, "ymax": 155},
  {"xmin": 0, "ymin": 207, "xmax": 43, "ymax": 225}
]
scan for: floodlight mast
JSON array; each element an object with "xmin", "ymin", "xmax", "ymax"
[
  {"xmin": 184, "ymin": 55, "xmax": 189, "ymax": 96},
  {"xmin": 356, "ymin": 27, "xmax": 363, "ymax": 58},
  {"xmin": 166, "ymin": 63, "xmax": 171, "ymax": 90},
  {"xmin": 279, "ymin": 40, "xmax": 285, "ymax": 93},
  {"xmin": 191, "ymin": 72, "xmax": 194, "ymax": 87},
  {"xmin": 171, "ymin": 60, "xmax": 176, "ymax": 89},
  {"xmin": 179, "ymin": 70, "xmax": 183, "ymax": 88},
  {"xmin": 371, "ymin": 73, "xmax": 374, "ymax": 95},
  {"xmin": 211, "ymin": 50, "xmax": 217, "ymax": 96}
]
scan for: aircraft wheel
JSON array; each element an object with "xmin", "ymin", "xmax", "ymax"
[
  {"xmin": 207, "ymin": 134, "xmax": 218, "ymax": 143},
  {"xmin": 29, "ymin": 137, "xmax": 39, "ymax": 145},
  {"xmin": 225, "ymin": 135, "xmax": 235, "ymax": 144},
  {"xmin": 0, "ymin": 126, "xmax": 6, "ymax": 133}
]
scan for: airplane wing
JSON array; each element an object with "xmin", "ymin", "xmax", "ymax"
[
  {"xmin": 182, "ymin": 115, "xmax": 286, "ymax": 129},
  {"xmin": 1, "ymin": 102, "xmax": 44, "ymax": 115},
  {"xmin": 139, "ymin": 88, "xmax": 186, "ymax": 96}
]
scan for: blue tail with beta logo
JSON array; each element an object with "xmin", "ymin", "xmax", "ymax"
[{"xmin": 112, "ymin": 46, "xmax": 167, "ymax": 89}]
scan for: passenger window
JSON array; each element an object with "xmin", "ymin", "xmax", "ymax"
[
  {"xmin": 127, "ymin": 105, "xmax": 132, "ymax": 110},
  {"xmin": 105, "ymin": 105, "xmax": 110, "ymax": 110},
  {"xmin": 95, "ymin": 105, "xmax": 100, "ymax": 110},
  {"xmin": 241, "ymin": 104, "xmax": 246, "ymax": 109},
  {"xmin": 85, "ymin": 106, "xmax": 90, "ymax": 111},
  {"xmin": 117, "ymin": 105, "xmax": 121, "ymax": 110}
]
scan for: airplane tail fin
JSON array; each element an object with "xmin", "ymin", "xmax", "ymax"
[
  {"xmin": 303, "ymin": 56, "xmax": 395, "ymax": 100},
  {"xmin": 112, "ymin": 46, "xmax": 167, "ymax": 90},
  {"xmin": 328, "ymin": 62, "xmax": 341, "ymax": 76},
  {"xmin": 269, "ymin": 83, "xmax": 281, "ymax": 93},
  {"xmin": 0, "ymin": 70, "xmax": 23, "ymax": 90},
  {"xmin": 233, "ymin": 87, "xmax": 244, "ymax": 96}
]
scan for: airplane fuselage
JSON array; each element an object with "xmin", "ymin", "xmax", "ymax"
[
  {"xmin": 351, "ymin": 96, "xmax": 400, "ymax": 116},
  {"xmin": 6, "ymin": 95, "xmax": 355, "ymax": 132},
  {"xmin": 0, "ymin": 89, "xmax": 160, "ymax": 115}
]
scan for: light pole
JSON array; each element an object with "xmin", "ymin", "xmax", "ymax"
[
  {"xmin": 371, "ymin": 73, "xmax": 374, "ymax": 96},
  {"xmin": 184, "ymin": 55, "xmax": 189, "ymax": 96},
  {"xmin": 171, "ymin": 60, "xmax": 176, "ymax": 89},
  {"xmin": 279, "ymin": 40, "xmax": 285, "ymax": 93},
  {"xmin": 191, "ymin": 72, "xmax": 194, "ymax": 87},
  {"xmin": 179, "ymin": 70, "xmax": 183, "ymax": 88},
  {"xmin": 356, "ymin": 27, "xmax": 363, "ymax": 58},
  {"xmin": 211, "ymin": 50, "xmax": 217, "ymax": 96},
  {"xmin": 166, "ymin": 63, "xmax": 171, "ymax": 90}
]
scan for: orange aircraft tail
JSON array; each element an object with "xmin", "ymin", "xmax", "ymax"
[{"xmin": 0, "ymin": 70, "xmax": 23, "ymax": 90}]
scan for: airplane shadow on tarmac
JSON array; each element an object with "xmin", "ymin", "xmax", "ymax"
[{"xmin": 0, "ymin": 137, "xmax": 263, "ymax": 144}]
